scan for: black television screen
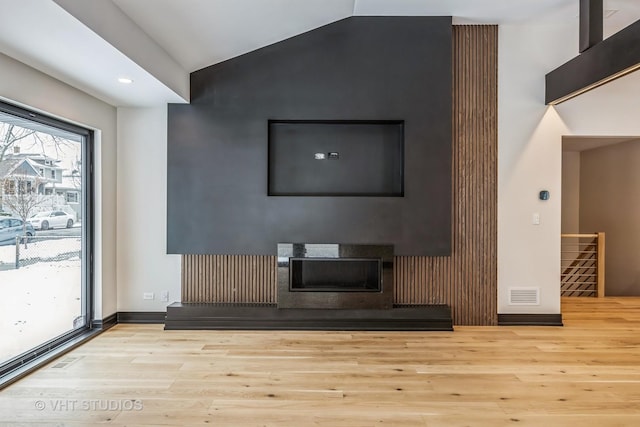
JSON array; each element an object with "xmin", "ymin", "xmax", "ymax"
[{"xmin": 268, "ymin": 120, "xmax": 404, "ymax": 196}]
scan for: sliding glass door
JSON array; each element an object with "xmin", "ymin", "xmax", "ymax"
[{"xmin": 0, "ymin": 101, "xmax": 92, "ymax": 374}]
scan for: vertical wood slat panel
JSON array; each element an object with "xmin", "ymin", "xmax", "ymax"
[
  {"xmin": 182, "ymin": 254, "xmax": 277, "ymax": 304},
  {"xmin": 394, "ymin": 25, "xmax": 497, "ymax": 325},
  {"xmin": 181, "ymin": 25, "xmax": 497, "ymax": 325}
]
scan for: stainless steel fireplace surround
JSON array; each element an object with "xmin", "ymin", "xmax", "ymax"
[{"xmin": 277, "ymin": 243, "xmax": 394, "ymax": 309}]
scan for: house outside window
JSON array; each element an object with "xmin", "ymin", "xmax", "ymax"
[
  {"xmin": 50, "ymin": 170, "xmax": 56, "ymax": 179},
  {"xmin": 66, "ymin": 192, "xmax": 79, "ymax": 203}
]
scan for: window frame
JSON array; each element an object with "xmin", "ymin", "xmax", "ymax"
[{"xmin": 0, "ymin": 100, "xmax": 95, "ymax": 380}]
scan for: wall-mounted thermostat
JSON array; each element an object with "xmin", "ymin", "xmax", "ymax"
[{"xmin": 539, "ymin": 190, "xmax": 550, "ymax": 200}]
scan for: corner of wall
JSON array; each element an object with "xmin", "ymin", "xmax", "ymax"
[
  {"xmin": 116, "ymin": 106, "xmax": 181, "ymax": 312},
  {"xmin": 498, "ymin": 22, "xmax": 575, "ymax": 315}
]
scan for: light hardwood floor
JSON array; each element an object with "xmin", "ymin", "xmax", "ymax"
[{"xmin": 1, "ymin": 297, "xmax": 640, "ymax": 426}]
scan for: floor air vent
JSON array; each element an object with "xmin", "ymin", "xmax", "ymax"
[{"xmin": 508, "ymin": 287, "xmax": 540, "ymax": 305}]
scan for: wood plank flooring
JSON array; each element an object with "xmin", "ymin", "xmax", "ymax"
[{"xmin": 1, "ymin": 297, "xmax": 640, "ymax": 426}]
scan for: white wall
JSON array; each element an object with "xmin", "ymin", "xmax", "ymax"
[
  {"xmin": 0, "ymin": 52, "xmax": 117, "ymax": 320},
  {"xmin": 556, "ymin": 72, "xmax": 640, "ymax": 134},
  {"xmin": 499, "ymin": 17, "xmax": 640, "ymax": 314},
  {"xmin": 116, "ymin": 107, "xmax": 181, "ymax": 311},
  {"xmin": 498, "ymin": 22, "xmax": 575, "ymax": 314}
]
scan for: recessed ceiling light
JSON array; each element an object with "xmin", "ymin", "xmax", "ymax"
[{"xmin": 118, "ymin": 77, "xmax": 133, "ymax": 84}]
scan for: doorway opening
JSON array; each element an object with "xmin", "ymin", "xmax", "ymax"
[{"xmin": 562, "ymin": 135, "xmax": 640, "ymax": 298}]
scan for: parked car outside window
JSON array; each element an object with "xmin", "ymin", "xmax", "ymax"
[
  {"xmin": 0, "ymin": 218, "xmax": 35, "ymax": 246},
  {"xmin": 27, "ymin": 210, "xmax": 75, "ymax": 230}
]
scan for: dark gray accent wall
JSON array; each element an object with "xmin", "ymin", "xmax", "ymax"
[{"xmin": 168, "ymin": 16, "xmax": 452, "ymax": 256}]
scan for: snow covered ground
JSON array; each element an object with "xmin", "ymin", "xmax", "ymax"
[
  {"xmin": 0, "ymin": 238, "xmax": 82, "ymax": 364},
  {"xmin": 0, "ymin": 237, "xmax": 81, "ymax": 266}
]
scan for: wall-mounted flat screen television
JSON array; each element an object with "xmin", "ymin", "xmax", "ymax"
[{"xmin": 268, "ymin": 120, "xmax": 404, "ymax": 197}]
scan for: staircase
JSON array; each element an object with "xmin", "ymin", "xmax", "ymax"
[{"xmin": 561, "ymin": 232, "xmax": 605, "ymax": 297}]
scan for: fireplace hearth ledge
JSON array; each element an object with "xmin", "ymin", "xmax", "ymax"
[{"xmin": 164, "ymin": 303, "xmax": 453, "ymax": 331}]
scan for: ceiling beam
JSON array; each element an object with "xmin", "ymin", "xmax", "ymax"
[
  {"xmin": 579, "ymin": 0, "xmax": 602, "ymax": 52},
  {"xmin": 546, "ymin": 18, "xmax": 640, "ymax": 105}
]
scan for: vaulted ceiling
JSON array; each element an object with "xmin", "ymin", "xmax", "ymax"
[{"xmin": 0, "ymin": 0, "xmax": 638, "ymax": 106}]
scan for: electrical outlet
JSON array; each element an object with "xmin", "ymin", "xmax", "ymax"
[
  {"xmin": 143, "ymin": 292, "xmax": 154, "ymax": 300},
  {"xmin": 161, "ymin": 291, "xmax": 169, "ymax": 302}
]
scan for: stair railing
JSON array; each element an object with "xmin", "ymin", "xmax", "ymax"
[{"xmin": 560, "ymin": 232, "xmax": 605, "ymax": 297}]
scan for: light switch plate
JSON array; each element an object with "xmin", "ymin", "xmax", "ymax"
[{"xmin": 532, "ymin": 213, "xmax": 540, "ymax": 225}]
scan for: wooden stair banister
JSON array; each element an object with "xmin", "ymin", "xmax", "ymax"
[{"xmin": 597, "ymin": 231, "xmax": 605, "ymax": 297}]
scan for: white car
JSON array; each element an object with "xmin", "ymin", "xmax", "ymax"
[{"xmin": 28, "ymin": 210, "xmax": 75, "ymax": 230}]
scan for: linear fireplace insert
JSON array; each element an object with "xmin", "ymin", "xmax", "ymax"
[
  {"xmin": 278, "ymin": 243, "xmax": 394, "ymax": 309},
  {"xmin": 290, "ymin": 258, "xmax": 381, "ymax": 292}
]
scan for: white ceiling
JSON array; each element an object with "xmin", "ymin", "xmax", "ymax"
[
  {"xmin": 112, "ymin": 0, "xmax": 356, "ymax": 73},
  {"xmin": 0, "ymin": 0, "xmax": 186, "ymax": 107},
  {"xmin": 112, "ymin": 0, "xmax": 582, "ymax": 73},
  {"xmin": 355, "ymin": 0, "xmax": 575, "ymax": 23},
  {"xmin": 0, "ymin": 0, "xmax": 639, "ymax": 107}
]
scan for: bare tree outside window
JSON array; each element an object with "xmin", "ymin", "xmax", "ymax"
[
  {"xmin": 0, "ymin": 122, "xmax": 73, "ymax": 164},
  {"xmin": 0, "ymin": 122, "xmax": 77, "ymax": 214},
  {"xmin": 0, "ymin": 123, "xmax": 36, "ymax": 163},
  {"xmin": 2, "ymin": 174, "xmax": 46, "ymax": 234}
]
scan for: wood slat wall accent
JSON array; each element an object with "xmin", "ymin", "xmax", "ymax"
[
  {"xmin": 182, "ymin": 255, "xmax": 277, "ymax": 303},
  {"xmin": 394, "ymin": 25, "xmax": 498, "ymax": 325},
  {"xmin": 181, "ymin": 25, "xmax": 498, "ymax": 325}
]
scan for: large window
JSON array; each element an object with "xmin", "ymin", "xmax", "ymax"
[{"xmin": 0, "ymin": 101, "xmax": 93, "ymax": 378}]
